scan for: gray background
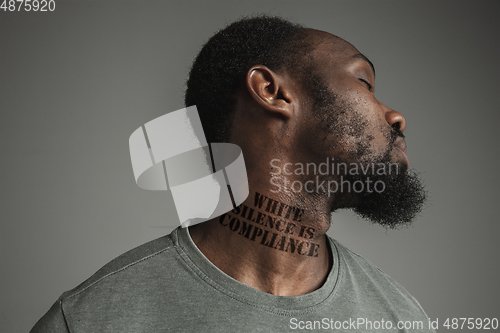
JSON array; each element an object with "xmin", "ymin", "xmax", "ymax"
[{"xmin": 1, "ymin": 1, "xmax": 499, "ymax": 332}]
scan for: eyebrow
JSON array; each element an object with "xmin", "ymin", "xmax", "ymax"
[{"xmin": 352, "ymin": 53, "xmax": 376, "ymax": 77}]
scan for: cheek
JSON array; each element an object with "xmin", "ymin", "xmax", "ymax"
[
  {"xmin": 298, "ymin": 90, "xmax": 391, "ymax": 161},
  {"xmin": 336, "ymin": 112, "xmax": 393, "ymax": 162},
  {"xmin": 341, "ymin": 95, "xmax": 391, "ymax": 156},
  {"xmin": 331, "ymin": 104, "xmax": 373, "ymax": 156}
]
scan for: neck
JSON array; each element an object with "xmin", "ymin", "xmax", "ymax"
[{"xmin": 189, "ymin": 189, "xmax": 333, "ymax": 296}]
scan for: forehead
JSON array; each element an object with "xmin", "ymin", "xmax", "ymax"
[
  {"xmin": 307, "ymin": 29, "xmax": 358, "ymax": 56},
  {"xmin": 304, "ymin": 29, "xmax": 373, "ymax": 75}
]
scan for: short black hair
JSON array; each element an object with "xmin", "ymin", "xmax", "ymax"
[{"xmin": 185, "ymin": 15, "xmax": 313, "ymax": 143}]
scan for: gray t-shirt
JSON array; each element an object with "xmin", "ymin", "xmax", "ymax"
[{"xmin": 31, "ymin": 227, "xmax": 435, "ymax": 332}]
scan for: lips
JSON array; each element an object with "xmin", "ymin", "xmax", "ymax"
[
  {"xmin": 394, "ymin": 137, "xmax": 409, "ymax": 167},
  {"xmin": 394, "ymin": 137, "xmax": 407, "ymax": 153}
]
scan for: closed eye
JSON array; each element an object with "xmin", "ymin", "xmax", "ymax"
[{"xmin": 359, "ymin": 78, "xmax": 373, "ymax": 91}]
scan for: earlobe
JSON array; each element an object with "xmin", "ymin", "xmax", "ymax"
[{"xmin": 246, "ymin": 65, "xmax": 294, "ymax": 119}]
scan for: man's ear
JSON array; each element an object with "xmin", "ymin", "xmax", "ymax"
[{"xmin": 245, "ymin": 65, "xmax": 295, "ymax": 119}]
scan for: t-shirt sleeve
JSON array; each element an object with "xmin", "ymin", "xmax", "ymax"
[{"xmin": 30, "ymin": 299, "xmax": 70, "ymax": 333}]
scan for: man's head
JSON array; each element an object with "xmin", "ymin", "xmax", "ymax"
[
  {"xmin": 185, "ymin": 16, "xmax": 313, "ymax": 143},
  {"xmin": 185, "ymin": 15, "xmax": 426, "ymax": 228}
]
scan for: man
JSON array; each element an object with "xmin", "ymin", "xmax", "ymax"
[{"xmin": 32, "ymin": 16, "xmax": 430, "ymax": 332}]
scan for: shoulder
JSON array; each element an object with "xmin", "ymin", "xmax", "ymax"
[
  {"xmin": 60, "ymin": 231, "xmax": 177, "ymax": 301},
  {"xmin": 328, "ymin": 236, "xmax": 429, "ymax": 316},
  {"xmin": 31, "ymin": 231, "xmax": 181, "ymax": 332}
]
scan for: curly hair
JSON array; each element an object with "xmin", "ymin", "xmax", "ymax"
[{"xmin": 185, "ymin": 15, "xmax": 314, "ymax": 143}]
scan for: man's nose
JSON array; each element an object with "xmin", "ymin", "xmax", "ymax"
[{"xmin": 384, "ymin": 108, "xmax": 406, "ymax": 132}]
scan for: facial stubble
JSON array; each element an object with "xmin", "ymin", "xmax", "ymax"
[{"xmin": 307, "ymin": 73, "xmax": 427, "ymax": 228}]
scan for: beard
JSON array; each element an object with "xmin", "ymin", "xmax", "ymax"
[
  {"xmin": 349, "ymin": 169, "xmax": 427, "ymax": 229},
  {"xmin": 342, "ymin": 125, "xmax": 428, "ymax": 229},
  {"xmin": 302, "ymin": 70, "xmax": 428, "ymax": 228}
]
